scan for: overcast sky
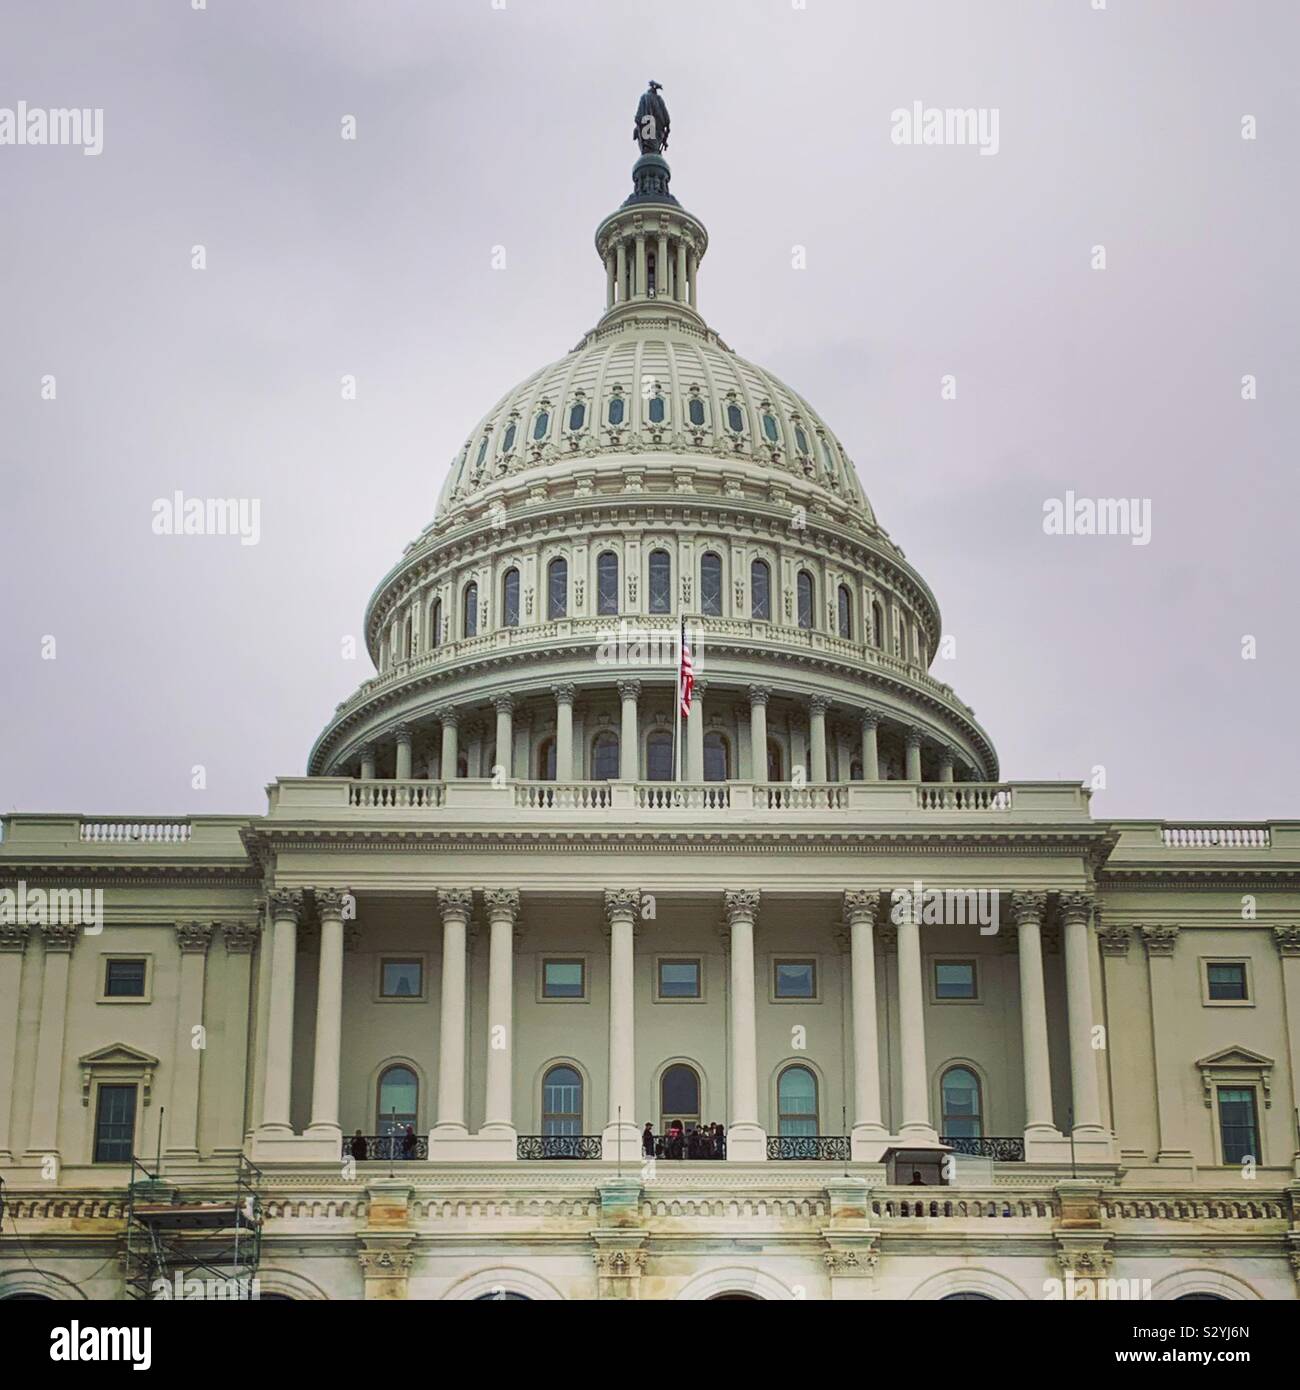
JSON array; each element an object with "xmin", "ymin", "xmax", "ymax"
[{"xmin": 1, "ymin": 0, "xmax": 1296, "ymax": 822}]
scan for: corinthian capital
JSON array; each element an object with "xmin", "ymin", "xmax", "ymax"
[
  {"xmin": 747, "ymin": 685, "xmax": 771, "ymax": 708},
  {"xmin": 604, "ymin": 889, "xmax": 640, "ymax": 925},
  {"xmin": 484, "ymin": 888, "xmax": 521, "ymax": 924},
  {"xmin": 1274, "ymin": 926, "xmax": 1300, "ymax": 958},
  {"xmin": 1009, "ymin": 891, "xmax": 1048, "ymax": 927},
  {"xmin": 1056, "ymin": 892, "xmax": 1096, "ymax": 926},
  {"xmin": 314, "ymin": 887, "xmax": 351, "ymax": 922},
  {"xmin": 1140, "ymin": 924, "xmax": 1180, "ymax": 957},
  {"xmin": 268, "ymin": 889, "xmax": 304, "ymax": 924},
  {"xmin": 175, "ymin": 921, "xmax": 215, "ymax": 954},
  {"xmin": 617, "ymin": 679, "xmax": 642, "ymax": 702},
  {"xmin": 842, "ymin": 890, "xmax": 880, "ymax": 927},
  {"xmin": 723, "ymin": 889, "xmax": 760, "ymax": 925},
  {"xmin": 438, "ymin": 889, "xmax": 474, "ymax": 921}
]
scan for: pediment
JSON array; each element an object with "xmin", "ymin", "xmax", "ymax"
[
  {"xmin": 79, "ymin": 1042, "xmax": 160, "ymax": 1106},
  {"xmin": 1195, "ymin": 1045, "xmax": 1273, "ymax": 1070},
  {"xmin": 1194, "ymin": 1045, "xmax": 1273, "ymax": 1108},
  {"xmin": 80, "ymin": 1042, "xmax": 159, "ymax": 1068}
]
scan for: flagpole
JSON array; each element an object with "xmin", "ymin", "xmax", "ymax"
[{"xmin": 673, "ymin": 614, "xmax": 684, "ymax": 783}]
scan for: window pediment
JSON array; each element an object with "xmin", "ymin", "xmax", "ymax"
[
  {"xmin": 80, "ymin": 1043, "xmax": 160, "ymax": 1107},
  {"xmin": 1195, "ymin": 1046, "xmax": 1273, "ymax": 1108}
]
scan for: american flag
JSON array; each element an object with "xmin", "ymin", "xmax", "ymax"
[{"xmin": 678, "ymin": 616, "xmax": 695, "ymax": 718}]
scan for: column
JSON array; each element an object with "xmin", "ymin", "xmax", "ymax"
[
  {"xmin": 258, "ymin": 890, "xmax": 302, "ymax": 1136},
  {"xmin": 860, "ymin": 711, "xmax": 880, "ymax": 781},
  {"xmin": 676, "ymin": 240, "xmax": 687, "ymax": 304},
  {"xmin": 1059, "ymin": 892, "xmax": 1107, "ymax": 1146},
  {"xmin": 216, "ymin": 922, "xmax": 257, "ymax": 1153},
  {"xmin": 616, "ymin": 239, "xmax": 627, "ymax": 304},
  {"xmin": 1273, "ymin": 928, "xmax": 1300, "ymax": 1175},
  {"xmin": 307, "ymin": 889, "xmax": 347, "ymax": 1143},
  {"xmin": 896, "ymin": 908, "xmax": 936, "ymax": 1141},
  {"xmin": 433, "ymin": 889, "xmax": 473, "ymax": 1139},
  {"xmin": 1011, "ymin": 891, "xmax": 1061, "ymax": 1144},
  {"xmin": 482, "ymin": 889, "xmax": 520, "ymax": 1137},
  {"xmin": 605, "ymin": 252, "xmax": 616, "ymax": 310},
  {"xmin": 634, "ymin": 234, "xmax": 647, "ymax": 299},
  {"xmin": 748, "ymin": 685, "xmax": 770, "ymax": 785},
  {"xmin": 602, "ymin": 889, "xmax": 640, "ymax": 1160},
  {"xmin": 493, "ymin": 696, "xmax": 515, "ymax": 781},
  {"xmin": 843, "ymin": 892, "xmax": 887, "ymax": 1155},
  {"xmin": 166, "ymin": 922, "xmax": 214, "ymax": 1156},
  {"xmin": 686, "ymin": 680, "xmax": 706, "ymax": 781},
  {"xmin": 0, "ymin": 926, "xmax": 30, "ymax": 1159},
  {"xmin": 438, "ymin": 707, "xmax": 459, "ymax": 780},
  {"xmin": 687, "ymin": 248, "xmax": 697, "ymax": 307},
  {"xmin": 809, "ymin": 696, "xmax": 829, "ymax": 784},
  {"xmin": 359, "ymin": 744, "xmax": 376, "ymax": 781},
  {"xmin": 618, "ymin": 680, "xmax": 641, "ymax": 781},
  {"xmin": 1141, "ymin": 924, "xmax": 1193, "ymax": 1167},
  {"xmin": 656, "ymin": 231, "xmax": 669, "ymax": 297},
  {"xmin": 723, "ymin": 889, "xmax": 766, "ymax": 1159},
  {"xmin": 393, "ymin": 725, "xmax": 413, "ymax": 780},
  {"xmin": 938, "ymin": 745, "xmax": 956, "ymax": 783},
  {"xmin": 904, "ymin": 727, "xmax": 923, "ymax": 781},
  {"xmin": 553, "ymin": 684, "xmax": 575, "ymax": 780}
]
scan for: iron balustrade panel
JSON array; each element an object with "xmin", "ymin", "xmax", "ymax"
[
  {"xmin": 940, "ymin": 1135, "xmax": 1026, "ymax": 1161},
  {"xmin": 341, "ymin": 1135, "xmax": 429, "ymax": 1161},
  {"xmin": 516, "ymin": 1135, "xmax": 603, "ymax": 1160},
  {"xmin": 766, "ymin": 1135, "xmax": 851, "ymax": 1161}
]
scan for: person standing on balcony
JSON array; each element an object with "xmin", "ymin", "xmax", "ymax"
[
  {"xmin": 642, "ymin": 1122, "xmax": 655, "ymax": 1157},
  {"xmin": 350, "ymin": 1131, "xmax": 368, "ymax": 1161}
]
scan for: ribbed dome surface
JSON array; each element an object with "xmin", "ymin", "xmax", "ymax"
[{"xmin": 435, "ymin": 315, "xmax": 873, "ymax": 523}]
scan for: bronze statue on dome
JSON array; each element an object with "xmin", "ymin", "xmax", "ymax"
[{"xmin": 634, "ymin": 80, "xmax": 670, "ymax": 155}]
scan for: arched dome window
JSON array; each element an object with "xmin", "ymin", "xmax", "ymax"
[
  {"xmin": 940, "ymin": 1066, "xmax": 983, "ymax": 1139},
  {"xmin": 648, "ymin": 394, "xmax": 666, "ymax": 425},
  {"xmin": 661, "ymin": 1064, "xmax": 701, "ymax": 1131},
  {"xmin": 726, "ymin": 402, "xmax": 745, "ymax": 434},
  {"xmin": 820, "ymin": 434, "xmax": 838, "ymax": 478},
  {"xmin": 700, "ymin": 552, "xmax": 722, "ymax": 616},
  {"xmin": 646, "ymin": 730, "xmax": 673, "ymax": 781},
  {"xmin": 871, "ymin": 599, "xmax": 885, "ymax": 649},
  {"xmin": 502, "ymin": 421, "xmax": 517, "ymax": 453},
  {"xmin": 796, "ymin": 570, "xmax": 814, "ymax": 630},
  {"xmin": 766, "ymin": 739, "xmax": 784, "ymax": 782},
  {"xmin": 648, "ymin": 549, "xmax": 672, "ymax": 614},
  {"xmin": 463, "ymin": 581, "xmax": 479, "ymax": 639},
  {"xmin": 608, "ymin": 395, "xmax": 625, "ymax": 427},
  {"xmin": 837, "ymin": 584, "xmax": 853, "ymax": 640},
  {"xmin": 750, "ymin": 559, "xmax": 771, "ymax": 621},
  {"xmin": 941, "ymin": 1293, "xmax": 995, "ymax": 1302},
  {"xmin": 762, "ymin": 412, "xmax": 780, "ymax": 443},
  {"xmin": 795, "ymin": 425, "xmax": 809, "ymax": 456},
  {"xmin": 703, "ymin": 731, "xmax": 730, "ymax": 782},
  {"xmin": 536, "ymin": 737, "xmax": 556, "ymax": 781},
  {"xmin": 777, "ymin": 1065, "xmax": 818, "ymax": 1136},
  {"xmin": 547, "ymin": 558, "xmax": 568, "ymax": 619},
  {"xmin": 568, "ymin": 400, "xmax": 586, "ymax": 432},
  {"xmin": 376, "ymin": 1064, "xmax": 418, "ymax": 1136},
  {"xmin": 542, "ymin": 1065, "xmax": 582, "ymax": 1135},
  {"xmin": 591, "ymin": 731, "xmax": 619, "ymax": 781},
  {"xmin": 597, "ymin": 551, "xmax": 619, "ymax": 615},
  {"xmin": 502, "ymin": 568, "xmax": 520, "ymax": 628},
  {"xmin": 401, "ymin": 614, "xmax": 412, "ymax": 660},
  {"xmin": 429, "ymin": 597, "xmax": 442, "ymax": 650},
  {"xmin": 532, "ymin": 409, "xmax": 549, "ymax": 441},
  {"xmin": 688, "ymin": 396, "xmax": 706, "ymax": 428},
  {"xmin": 475, "ymin": 436, "xmax": 489, "ymax": 470}
]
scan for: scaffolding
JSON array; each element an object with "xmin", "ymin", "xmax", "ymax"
[{"xmin": 123, "ymin": 1155, "xmax": 264, "ymax": 1301}]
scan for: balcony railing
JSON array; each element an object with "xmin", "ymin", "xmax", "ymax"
[
  {"xmin": 516, "ymin": 1134, "xmax": 603, "ymax": 1160},
  {"xmin": 342, "ymin": 1134, "xmax": 428, "ymax": 1161},
  {"xmin": 767, "ymin": 1135, "xmax": 851, "ymax": 1161},
  {"xmin": 79, "ymin": 820, "xmax": 192, "ymax": 843},
  {"xmin": 940, "ymin": 1135, "xmax": 1025, "ymax": 1162},
  {"xmin": 1160, "ymin": 824, "xmax": 1271, "ymax": 849}
]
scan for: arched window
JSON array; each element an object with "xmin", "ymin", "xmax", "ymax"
[
  {"xmin": 648, "ymin": 395, "xmax": 666, "ymax": 424},
  {"xmin": 475, "ymin": 436, "xmax": 490, "ymax": 470},
  {"xmin": 536, "ymin": 737, "xmax": 556, "ymax": 781},
  {"xmin": 796, "ymin": 571, "xmax": 814, "ymax": 630},
  {"xmin": 502, "ymin": 568, "xmax": 520, "ymax": 628},
  {"xmin": 542, "ymin": 1065, "xmax": 582, "ymax": 1135},
  {"xmin": 597, "ymin": 551, "xmax": 619, "ymax": 615},
  {"xmin": 608, "ymin": 395, "xmax": 625, "ymax": 427},
  {"xmin": 648, "ymin": 549, "xmax": 672, "ymax": 614},
  {"xmin": 429, "ymin": 598, "xmax": 442, "ymax": 650},
  {"xmin": 532, "ymin": 409, "xmax": 549, "ymax": 441},
  {"xmin": 940, "ymin": 1066, "xmax": 983, "ymax": 1139},
  {"xmin": 700, "ymin": 552, "xmax": 722, "ymax": 616},
  {"xmin": 376, "ymin": 1064, "xmax": 418, "ymax": 1136},
  {"xmin": 703, "ymin": 731, "xmax": 729, "ymax": 782},
  {"xmin": 777, "ymin": 1065, "xmax": 818, "ymax": 1136},
  {"xmin": 401, "ymin": 614, "xmax": 412, "ymax": 660},
  {"xmin": 547, "ymin": 558, "xmax": 567, "ymax": 619},
  {"xmin": 661, "ymin": 1064, "xmax": 700, "ymax": 1131},
  {"xmin": 726, "ymin": 402, "xmax": 744, "ymax": 434},
  {"xmin": 688, "ymin": 396, "xmax": 706, "ymax": 428},
  {"xmin": 646, "ymin": 731, "xmax": 673, "ymax": 781},
  {"xmin": 941, "ymin": 1293, "xmax": 994, "ymax": 1302},
  {"xmin": 762, "ymin": 412, "xmax": 780, "ymax": 443},
  {"xmin": 767, "ymin": 739, "xmax": 784, "ymax": 782},
  {"xmin": 591, "ymin": 732, "xmax": 619, "ymax": 781},
  {"xmin": 568, "ymin": 400, "xmax": 586, "ymax": 432},
  {"xmin": 837, "ymin": 585, "xmax": 852, "ymax": 639},
  {"xmin": 820, "ymin": 434, "xmax": 838, "ymax": 478},
  {"xmin": 476, "ymin": 1291, "xmax": 531, "ymax": 1301},
  {"xmin": 795, "ymin": 426, "xmax": 809, "ymax": 456},
  {"xmin": 463, "ymin": 581, "xmax": 478, "ymax": 639},
  {"xmin": 750, "ymin": 559, "xmax": 771, "ymax": 621},
  {"xmin": 502, "ymin": 422, "xmax": 517, "ymax": 453},
  {"xmin": 871, "ymin": 599, "xmax": 885, "ymax": 649},
  {"xmin": 1175, "ymin": 1294, "xmax": 1229, "ymax": 1302}
]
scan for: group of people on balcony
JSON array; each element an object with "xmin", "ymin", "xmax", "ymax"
[
  {"xmin": 349, "ymin": 1126, "xmax": 419, "ymax": 1161},
  {"xmin": 643, "ymin": 1120, "xmax": 726, "ymax": 1160}
]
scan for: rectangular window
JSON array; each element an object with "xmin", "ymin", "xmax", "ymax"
[
  {"xmin": 1206, "ymin": 961, "xmax": 1248, "ymax": 1002},
  {"xmin": 1217, "ymin": 1087, "xmax": 1259, "ymax": 1165},
  {"xmin": 104, "ymin": 958, "xmax": 147, "ymax": 998},
  {"xmin": 935, "ymin": 960, "xmax": 977, "ymax": 1000},
  {"xmin": 94, "ymin": 1084, "xmax": 137, "ymax": 1163},
  {"xmin": 774, "ymin": 959, "xmax": 816, "ymax": 999},
  {"xmin": 380, "ymin": 959, "xmax": 423, "ymax": 999},
  {"xmin": 542, "ymin": 959, "xmax": 585, "ymax": 999},
  {"xmin": 657, "ymin": 959, "xmax": 701, "ymax": 1000}
]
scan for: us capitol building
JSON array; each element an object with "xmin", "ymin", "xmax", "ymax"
[{"xmin": 2, "ymin": 88, "xmax": 1298, "ymax": 1303}]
